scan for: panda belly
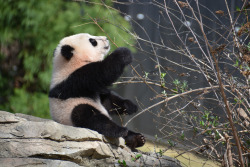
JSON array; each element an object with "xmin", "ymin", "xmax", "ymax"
[{"xmin": 49, "ymin": 97, "xmax": 111, "ymax": 126}]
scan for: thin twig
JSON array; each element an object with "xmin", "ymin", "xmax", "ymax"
[
  {"xmin": 211, "ymin": 51, "xmax": 245, "ymax": 167},
  {"xmin": 125, "ymin": 85, "xmax": 229, "ymax": 126}
]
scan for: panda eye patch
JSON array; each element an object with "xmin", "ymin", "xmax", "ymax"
[{"xmin": 89, "ymin": 38, "xmax": 97, "ymax": 47}]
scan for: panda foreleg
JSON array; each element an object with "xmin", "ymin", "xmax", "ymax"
[
  {"xmin": 66, "ymin": 48, "xmax": 132, "ymax": 94},
  {"xmin": 96, "ymin": 47, "xmax": 133, "ymax": 85},
  {"xmin": 71, "ymin": 104, "xmax": 128, "ymax": 138},
  {"xmin": 100, "ymin": 91, "xmax": 138, "ymax": 115}
]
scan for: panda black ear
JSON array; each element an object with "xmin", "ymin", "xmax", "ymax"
[{"xmin": 61, "ymin": 45, "xmax": 74, "ymax": 60}]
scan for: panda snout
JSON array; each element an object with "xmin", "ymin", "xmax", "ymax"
[
  {"xmin": 104, "ymin": 45, "xmax": 109, "ymax": 50},
  {"xmin": 103, "ymin": 39, "xmax": 109, "ymax": 50}
]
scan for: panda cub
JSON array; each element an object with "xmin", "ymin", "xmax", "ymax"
[{"xmin": 49, "ymin": 33, "xmax": 145, "ymax": 149}]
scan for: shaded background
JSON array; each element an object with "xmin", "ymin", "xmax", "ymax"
[{"xmin": 113, "ymin": 0, "xmax": 246, "ymax": 143}]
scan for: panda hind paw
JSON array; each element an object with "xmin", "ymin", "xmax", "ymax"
[
  {"xmin": 124, "ymin": 131, "xmax": 146, "ymax": 149},
  {"xmin": 136, "ymin": 134, "xmax": 146, "ymax": 147}
]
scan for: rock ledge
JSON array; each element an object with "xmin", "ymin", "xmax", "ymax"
[{"xmin": 0, "ymin": 111, "xmax": 182, "ymax": 167}]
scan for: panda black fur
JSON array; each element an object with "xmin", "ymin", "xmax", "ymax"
[{"xmin": 49, "ymin": 33, "xmax": 145, "ymax": 149}]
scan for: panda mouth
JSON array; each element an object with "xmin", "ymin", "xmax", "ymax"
[{"xmin": 104, "ymin": 46, "xmax": 109, "ymax": 50}]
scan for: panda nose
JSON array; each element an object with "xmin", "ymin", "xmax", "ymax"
[{"xmin": 101, "ymin": 36, "xmax": 108, "ymax": 40}]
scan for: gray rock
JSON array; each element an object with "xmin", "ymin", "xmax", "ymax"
[
  {"xmin": 0, "ymin": 111, "xmax": 182, "ymax": 167},
  {"xmin": 0, "ymin": 158, "xmax": 82, "ymax": 167}
]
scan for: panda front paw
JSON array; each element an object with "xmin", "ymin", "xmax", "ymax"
[
  {"xmin": 123, "ymin": 100, "xmax": 138, "ymax": 115},
  {"xmin": 112, "ymin": 47, "xmax": 132, "ymax": 65}
]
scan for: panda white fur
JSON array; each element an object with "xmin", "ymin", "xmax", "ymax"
[{"xmin": 49, "ymin": 33, "xmax": 145, "ymax": 149}]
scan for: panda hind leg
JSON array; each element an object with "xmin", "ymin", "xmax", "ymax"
[{"xmin": 71, "ymin": 104, "xmax": 128, "ymax": 138}]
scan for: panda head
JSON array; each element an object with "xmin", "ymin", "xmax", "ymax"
[
  {"xmin": 51, "ymin": 33, "xmax": 110, "ymax": 88},
  {"xmin": 54, "ymin": 33, "xmax": 110, "ymax": 63}
]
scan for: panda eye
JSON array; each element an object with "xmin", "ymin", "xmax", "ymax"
[{"xmin": 89, "ymin": 38, "xmax": 97, "ymax": 47}]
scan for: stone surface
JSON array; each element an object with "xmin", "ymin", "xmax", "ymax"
[{"xmin": 0, "ymin": 111, "xmax": 182, "ymax": 167}]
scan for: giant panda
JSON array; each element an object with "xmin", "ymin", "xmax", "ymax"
[{"xmin": 49, "ymin": 33, "xmax": 145, "ymax": 149}]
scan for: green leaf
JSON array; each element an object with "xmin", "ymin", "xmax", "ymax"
[
  {"xmin": 155, "ymin": 134, "xmax": 158, "ymax": 139},
  {"xmin": 162, "ymin": 90, "xmax": 167, "ymax": 95},
  {"xmin": 180, "ymin": 133, "xmax": 185, "ymax": 140},
  {"xmin": 234, "ymin": 59, "xmax": 239, "ymax": 67},
  {"xmin": 200, "ymin": 120, "xmax": 205, "ymax": 126},
  {"xmin": 173, "ymin": 79, "xmax": 180, "ymax": 86},
  {"xmin": 236, "ymin": 6, "xmax": 241, "ymax": 12},
  {"xmin": 215, "ymin": 131, "xmax": 220, "ymax": 140},
  {"xmin": 167, "ymin": 139, "xmax": 174, "ymax": 147},
  {"xmin": 160, "ymin": 72, "xmax": 166, "ymax": 79},
  {"xmin": 246, "ymin": 140, "xmax": 250, "ymax": 147},
  {"xmin": 158, "ymin": 149, "xmax": 163, "ymax": 156},
  {"xmin": 132, "ymin": 154, "xmax": 142, "ymax": 161},
  {"xmin": 118, "ymin": 160, "xmax": 127, "ymax": 166},
  {"xmin": 172, "ymin": 88, "xmax": 178, "ymax": 92},
  {"xmin": 144, "ymin": 72, "xmax": 149, "ymax": 79},
  {"xmin": 122, "ymin": 160, "xmax": 127, "ymax": 166},
  {"xmin": 135, "ymin": 154, "xmax": 142, "ymax": 159},
  {"xmin": 206, "ymin": 130, "xmax": 212, "ymax": 135}
]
